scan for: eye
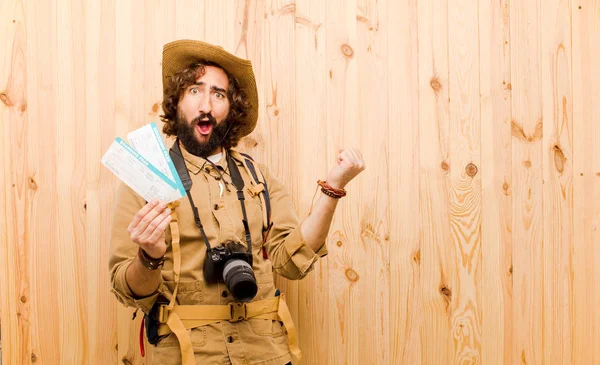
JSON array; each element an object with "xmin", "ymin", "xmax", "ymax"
[
  {"xmin": 215, "ymin": 92, "xmax": 225, "ymax": 99},
  {"xmin": 189, "ymin": 87, "xmax": 199, "ymax": 94}
]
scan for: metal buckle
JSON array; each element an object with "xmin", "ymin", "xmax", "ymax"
[
  {"xmin": 157, "ymin": 304, "xmax": 170, "ymax": 324},
  {"xmin": 228, "ymin": 302, "xmax": 247, "ymax": 322}
]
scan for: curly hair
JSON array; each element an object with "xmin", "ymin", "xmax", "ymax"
[{"xmin": 160, "ymin": 60, "xmax": 251, "ymax": 149}]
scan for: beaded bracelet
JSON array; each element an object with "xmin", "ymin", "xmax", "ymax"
[{"xmin": 317, "ymin": 180, "xmax": 347, "ymax": 199}]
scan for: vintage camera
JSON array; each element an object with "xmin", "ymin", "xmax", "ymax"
[{"xmin": 204, "ymin": 241, "xmax": 257, "ymax": 302}]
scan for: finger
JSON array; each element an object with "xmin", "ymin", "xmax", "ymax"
[
  {"xmin": 137, "ymin": 207, "xmax": 171, "ymax": 243},
  {"xmin": 128, "ymin": 200, "xmax": 159, "ymax": 233},
  {"xmin": 131, "ymin": 202, "xmax": 169, "ymax": 240},
  {"xmin": 145, "ymin": 212, "xmax": 172, "ymax": 244},
  {"xmin": 340, "ymin": 149, "xmax": 357, "ymax": 165},
  {"xmin": 347, "ymin": 148, "xmax": 362, "ymax": 163}
]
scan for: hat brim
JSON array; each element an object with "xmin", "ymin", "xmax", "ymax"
[{"xmin": 162, "ymin": 40, "xmax": 258, "ymax": 138}]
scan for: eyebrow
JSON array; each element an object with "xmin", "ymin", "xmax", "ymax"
[{"xmin": 191, "ymin": 82, "xmax": 228, "ymax": 94}]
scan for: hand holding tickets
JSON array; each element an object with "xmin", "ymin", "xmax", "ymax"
[{"xmin": 101, "ymin": 123, "xmax": 185, "ymax": 203}]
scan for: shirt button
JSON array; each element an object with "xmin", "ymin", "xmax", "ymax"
[
  {"xmin": 213, "ymin": 204, "xmax": 219, "ymax": 210},
  {"xmin": 227, "ymin": 336, "xmax": 234, "ymax": 343},
  {"xmin": 204, "ymin": 167, "xmax": 210, "ymax": 173},
  {"xmin": 221, "ymin": 290, "xmax": 228, "ymax": 297}
]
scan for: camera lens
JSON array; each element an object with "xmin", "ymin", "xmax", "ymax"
[{"xmin": 222, "ymin": 259, "xmax": 258, "ymax": 302}]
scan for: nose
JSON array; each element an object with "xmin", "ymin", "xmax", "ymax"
[{"xmin": 198, "ymin": 92, "xmax": 212, "ymax": 115}]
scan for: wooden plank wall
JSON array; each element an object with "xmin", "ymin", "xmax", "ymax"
[{"xmin": 1, "ymin": 1, "xmax": 599, "ymax": 364}]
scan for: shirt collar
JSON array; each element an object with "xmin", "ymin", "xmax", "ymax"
[{"xmin": 176, "ymin": 140, "xmax": 242, "ymax": 175}]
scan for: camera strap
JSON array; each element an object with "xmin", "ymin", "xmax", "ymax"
[
  {"xmin": 169, "ymin": 140, "xmax": 253, "ymax": 257},
  {"xmin": 169, "ymin": 140, "xmax": 211, "ymax": 252},
  {"xmin": 226, "ymin": 153, "xmax": 253, "ymax": 258}
]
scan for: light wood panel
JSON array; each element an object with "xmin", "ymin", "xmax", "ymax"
[
  {"xmin": 479, "ymin": 0, "xmax": 513, "ymax": 364},
  {"xmin": 2, "ymin": 1, "xmax": 599, "ymax": 364}
]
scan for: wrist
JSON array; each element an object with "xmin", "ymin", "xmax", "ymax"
[
  {"xmin": 137, "ymin": 247, "xmax": 165, "ymax": 270},
  {"xmin": 325, "ymin": 178, "xmax": 346, "ymax": 190},
  {"xmin": 317, "ymin": 180, "xmax": 347, "ymax": 199}
]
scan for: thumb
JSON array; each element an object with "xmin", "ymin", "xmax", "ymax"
[{"xmin": 334, "ymin": 144, "xmax": 344, "ymax": 163}]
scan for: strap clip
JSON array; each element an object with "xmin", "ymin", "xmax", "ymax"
[
  {"xmin": 157, "ymin": 304, "xmax": 170, "ymax": 324},
  {"xmin": 228, "ymin": 302, "xmax": 247, "ymax": 322}
]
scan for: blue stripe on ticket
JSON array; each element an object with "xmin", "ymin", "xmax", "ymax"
[
  {"xmin": 150, "ymin": 122, "xmax": 186, "ymax": 196},
  {"xmin": 116, "ymin": 137, "xmax": 179, "ymax": 190}
]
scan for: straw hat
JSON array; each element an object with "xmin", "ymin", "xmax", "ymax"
[{"xmin": 162, "ymin": 39, "xmax": 259, "ymax": 137}]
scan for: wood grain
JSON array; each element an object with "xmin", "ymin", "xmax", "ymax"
[
  {"xmin": 541, "ymin": 0, "xmax": 574, "ymax": 364},
  {"xmin": 293, "ymin": 0, "xmax": 329, "ymax": 363},
  {"xmin": 1, "ymin": 1, "xmax": 599, "ymax": 364},
  {"xmin": 355, "ymin": 0, "xmax": 390, "ymax": 362},
  {"xmin": 511, "ymin": 1, "xmax": 544, "ymax": 364},
  {"xmin": 572, "ymin": 1, "xmax": 600, "ymax": 364},
  {"xmin": 418, "ymin": 0, "xmax": 455, "ymax": 363},
  {"xmin": 387, "ymin": 0, "xmax": 421, "ymax": 363},
  {"xmin": 479, "ymin": 0, "xmax": 513, "ymax": 364},
  {"xmin": 324, "ymin": 0, "xmax": 361, "ymax": 364}
]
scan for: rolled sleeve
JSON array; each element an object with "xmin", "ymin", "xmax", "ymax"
[
  {"xmin": 260, "ymin": 164, "xmax": 327, "ymax": 280},
  {"xmin": 111, "ymin": 259, "xmax": 161, "ymax": 313},
  {"xmin": 108, "ymin": 183, "xmax": 161, "ymax": 314}
]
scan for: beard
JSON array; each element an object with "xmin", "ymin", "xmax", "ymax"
[{"xmin": 176, "ymin": 111, "xmax": 230, "ymax": 158}]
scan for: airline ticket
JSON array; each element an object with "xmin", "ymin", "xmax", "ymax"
[{"xmin": 101, "ymin": 124, "xmax": 185, "ymax": 203}]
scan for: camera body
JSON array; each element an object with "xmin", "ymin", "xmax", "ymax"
[{"xmin": 204, "ymin": 242, "xmax": 258, "ymax": 302}]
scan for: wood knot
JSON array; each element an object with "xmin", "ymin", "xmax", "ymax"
[
  {"xmin": 152, "ymin": 103, "xmax": 159, "ymax": 113},
  {"xmin": 508, "ymin": 265, "xmax": 513, "ymax": 276},
  {"xmin": 345, "ymin": 268, "xmax": 359, "ymax": 282},
  {"xmin": 505, "ymin": 82, "xmax": 512, "ymax": 90},
  {"xmin": 441, "ymin": 160, "xmax": 449, "ymax": 171},
  {"xmin": 465, "ymin": 163, "xmax": 478, "ymax": 177},
  {"xmin": 523, "ymin": 160, "xmax": 532, "ymax": 169},
  {"xmin": 430, "ymin": 76, "xmax": 442, "ymax": 92},
  {"xmin": 502, "ymin": 182, "xmax": 510, "ymax": 193},
  {"xmin": 83, "ymin": 202, "xmax": 87, "ymax": 211},
  {"xmin": 267, "ymin": 104, "xmax": 280, "ymax": 119},
  {"xmin": 336, "ymin": 240, "xmax": 343, "ymax": 247},
  {"xmin": 121, "ymin": 357, "xmax": 133, "ymax": 365},
  {"xmin": 329, "ymin": 69, "xmax": 333, "ymax": 79},
  {"xmin": 20, "ymin": 295, "xmax": 27, "ymax": 303},
  {"xmin": 31, "ymin": 353, "xmax": 37, "ymax": 363},
  {"xmin": 341, "ymin": 44, "xmax": 354, "ymax": 58},
  {"xmin": 553, "ymin": 145, "xmax": 566, "ymax": 173},
  {"xmin": 243, "ymin": 137, "xmax": 258, "ymax": 148},
  {"xmin": 28, "ymin": 176, "xmax": 38, "ymax": 191},
  {"xmin": 0, "ymin": 92, "xmax": 13, "ymax": 106},
  {"xmin": 413, "ymin": 250, "xmax": 420, "ymax": 264},
  {"xmin": 596, "ymin": 172, "xmax": 600, "ymax": 177},
  {"xmin": 440, "ymin": 286, "xmax": 452, "ymax": 298}
]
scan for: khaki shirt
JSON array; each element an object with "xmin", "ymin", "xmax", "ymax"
[{"xmin": 109, "ymin": 142, "xmax": 327, "ymax": 365}]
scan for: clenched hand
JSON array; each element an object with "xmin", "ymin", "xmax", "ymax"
[{"xmin": 128, "ymin": 200, "xmax": 171, "ymax": 258}]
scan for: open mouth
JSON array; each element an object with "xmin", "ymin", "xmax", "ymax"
[{"xmin": 197, "ymin": 120, "xmax": 213, "ymax": 135}]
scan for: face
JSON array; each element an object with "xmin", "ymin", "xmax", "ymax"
[{"xmin": 176, "ymin": 65, "xmax": 231, "ymax": 158}]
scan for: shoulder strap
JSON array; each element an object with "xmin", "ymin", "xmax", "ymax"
[{"xmin": 239, "ymin": 153, "xmax": 271, "ymax": 228}]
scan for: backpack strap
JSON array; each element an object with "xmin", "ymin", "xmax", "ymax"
[{"xmin": 238, "ymin": 152, "xmax": 272, "ymax": 230}]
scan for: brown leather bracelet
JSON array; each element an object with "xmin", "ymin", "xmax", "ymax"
[
  {"xmin": 137, "ymin": 247, "xmax": 165, "ymax": 270},
  {"xmin": 317, "ymin": 180, "xmax": 347, "ymax": 198}
]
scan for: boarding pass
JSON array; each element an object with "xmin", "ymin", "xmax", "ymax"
[{"xmin": 101, "ymin": 123, "xmax": 186, "ymax": 203}]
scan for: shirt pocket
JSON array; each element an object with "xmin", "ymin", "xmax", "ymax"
[
  {"xmin": 224, "ymin": 189, "xmax": 265, "ymax": 249},
  {"xmin": 249, "ymin": 274, "xmax": 285, "ymax": 337},
  {"xmin": 155, "ymin": 280, "xmax": 207, "ymax": 350},
  {"xmin": 161, "ymin": 280, "xmax": 204, "ymax": 305},
  {"xmin": 155, "ymin": 326, "xmax": 207, "ymax": 349}
]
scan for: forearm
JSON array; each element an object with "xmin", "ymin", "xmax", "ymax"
[
  {"xmin": 125, "ymin": 255, "xmax": 162, "ymax": 297},
  {"xmin": 300, "ymin": 192, "xmax": 340, "ymax": 252}
]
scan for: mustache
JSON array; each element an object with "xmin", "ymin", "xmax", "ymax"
[{"xmin": 192, "ymin": 113, "xmax": 217, "ymax": 126}]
